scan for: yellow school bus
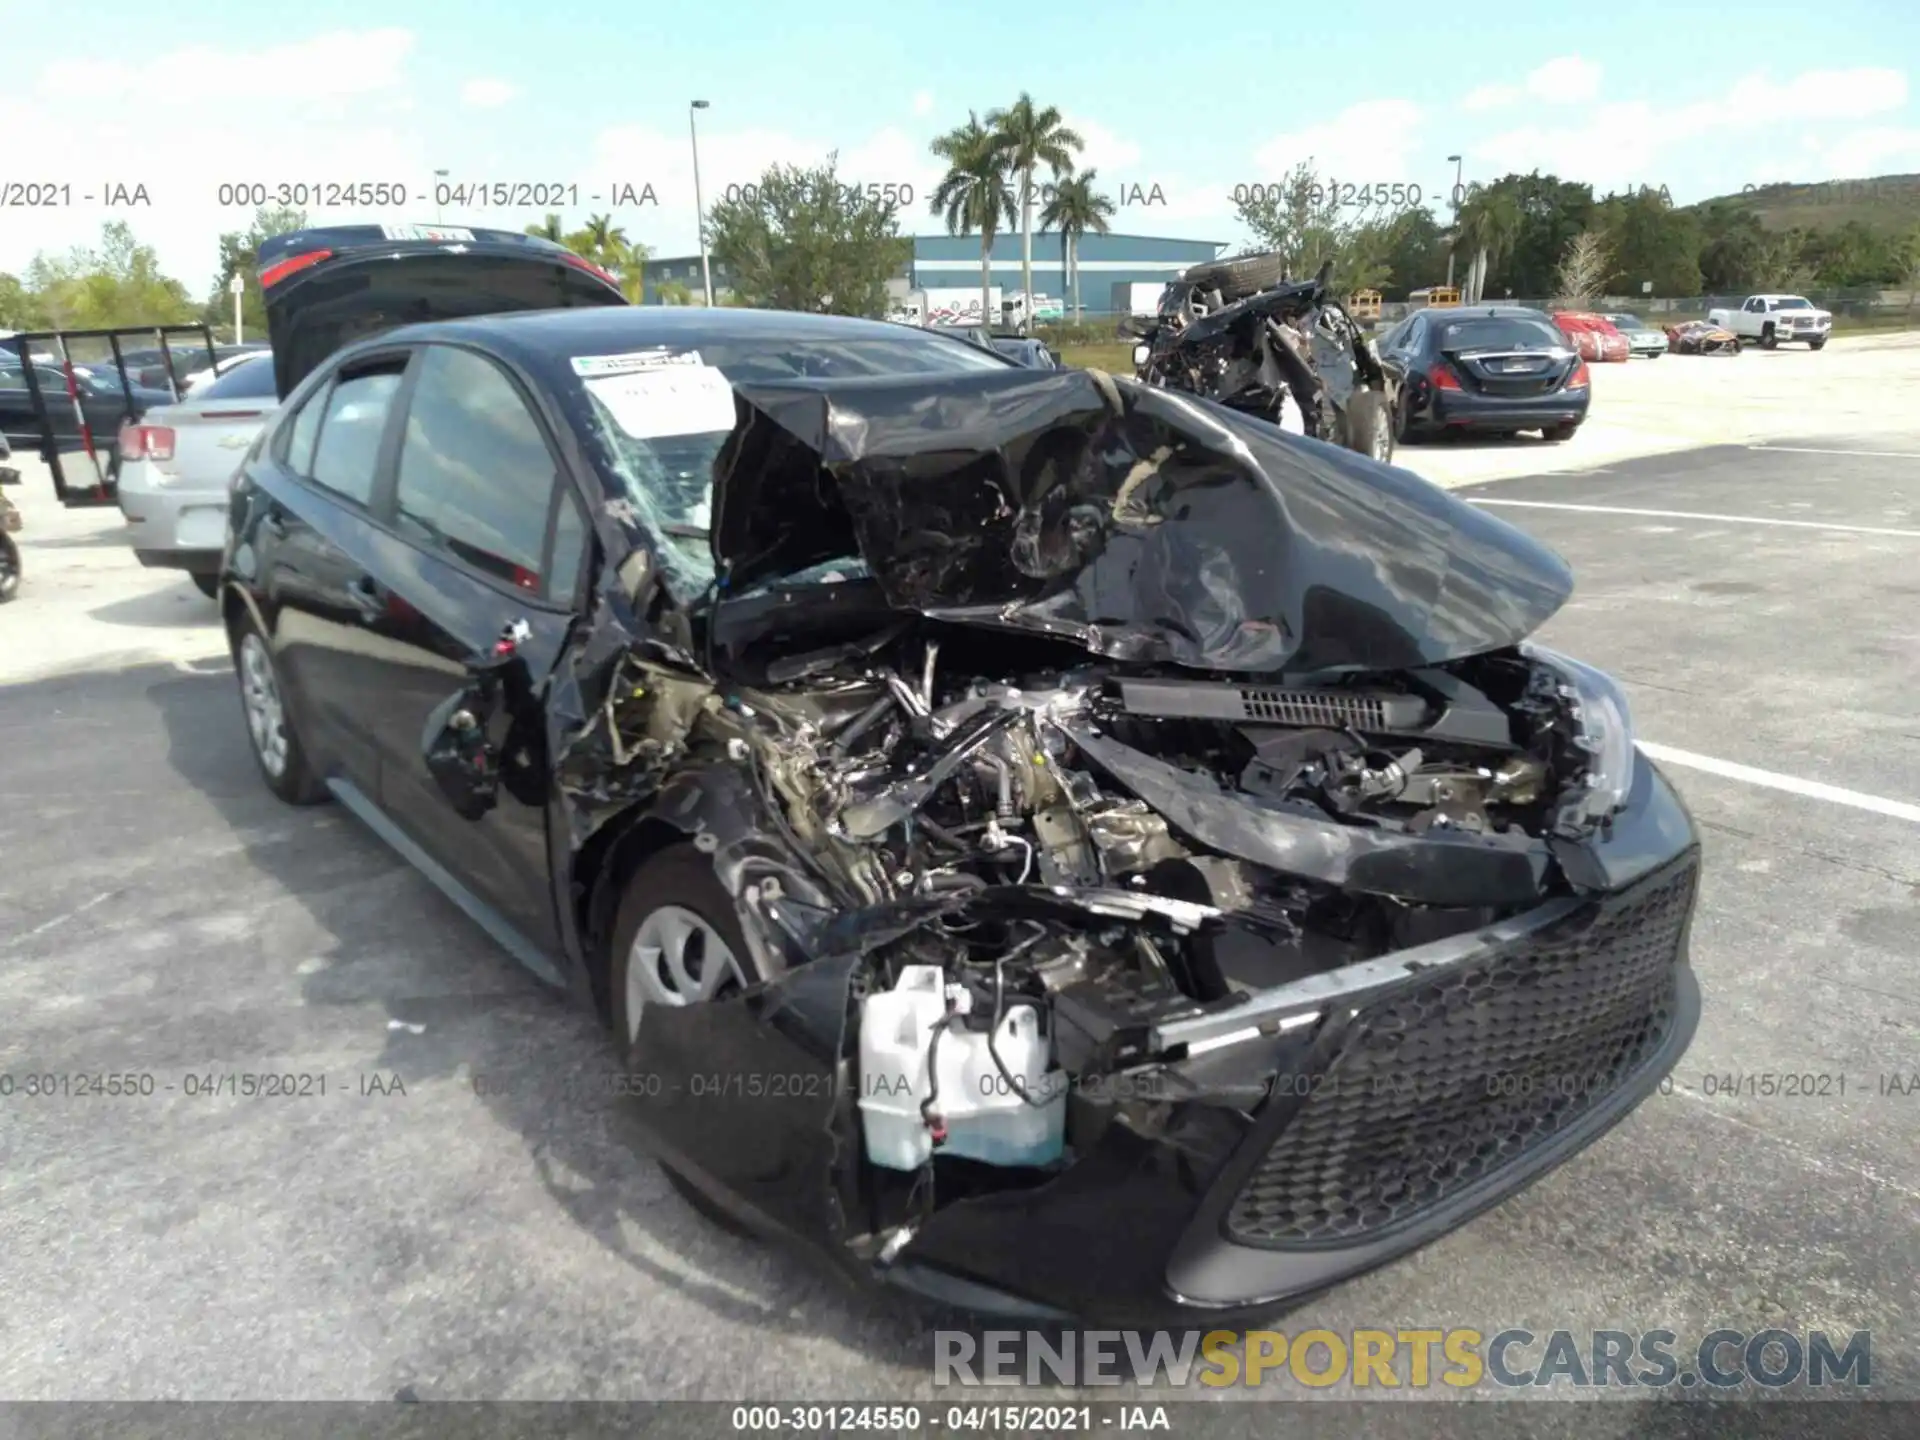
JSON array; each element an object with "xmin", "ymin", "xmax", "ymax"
[
  {"xmin": 1348, "ymin": 289, "xmax": 1382, "ymax": 319},
  {"xmin": 1409, "ymin": 286, "xmax": 1461, "ymax": 308}
]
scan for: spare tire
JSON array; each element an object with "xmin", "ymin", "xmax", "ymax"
[{"xmin": 1183, "ymin": 251, "xmax": 1290, "ymax": 303}]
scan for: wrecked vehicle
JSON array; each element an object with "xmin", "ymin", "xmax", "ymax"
[
  {"xmin": 1664, "ymin": 320, "xmax": 1742, "ymax": 357},
  {"xmin": 225, "ymin": 223, "xmax": 1701, "ymax": 1325},
  {"xmin": 1129, "ymin": 256, "xmax": 1400, "ymax": 464}
]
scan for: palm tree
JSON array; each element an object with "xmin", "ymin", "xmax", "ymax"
[
  {"xmin": 525, "ymin": 212, "xmax": 564, "ymax": 243},
  {"xmin": 1039, "ymin": 171, "xmax": 1115, "ymax": 322},
  {"xmin": 986, "ymin": 94, "xmax": 1083, "ymax": 328},
  {"xmin": 929, "ymin": 113, "xmax": 1016, "ymax": 328},
  {"xmin": 1452, "ymin": 184, "xmax": 1523, "ymax": 303}
]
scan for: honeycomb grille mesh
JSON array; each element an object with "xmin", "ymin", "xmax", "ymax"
[
  {"xmin": 1225, "ymin": 856, "xmax": 1697, "ymax": 1248},
  {"xmin": 1237, "ymin": 688, "xmax": 1389, "ymax": 730}
]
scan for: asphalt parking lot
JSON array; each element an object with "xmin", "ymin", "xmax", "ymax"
[{"xmin": 1, "ymin": 350, "xmax": 1916, "ymax": 1423}]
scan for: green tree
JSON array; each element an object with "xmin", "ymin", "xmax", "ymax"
[
  {"xmin": 564, "ymin": 213, "xmax": 650, "ymax": 302},
  {"xmin": 0, "ymin": 271, "xmax": 49, "ymax": 329},
  {"xmin": 1231, "ymin": 160, "xmax": 1393, "ymax": 293},
  {"xmin": 525, "ymin": 213, "xmax": 565, "ymax": 242},
  {"xmin": 652, "ymin": 279, "xmax": 694, "ymax": 306},
  {"xmin": 1476, "ymin": 173, "xmax": 1596, "ymax": 297},
  {"xmin": 986, "ymin": 94, "xmax": 1083, "ymax": 328},
  {"xmin": 25, "ymin": 222, "xmax": 197, "ymax": 331},
  {"xmin": 1694, "ymin": 201, "xmax": 1773, "ymax": 293},
  {"xmin": 706, "ymin": 153, "xmax": 910, "ymax": 316},
  {"xmin": 929, "ymin": 113, "xmax": 1017, "ymax": 327},
  {"xmin": 1374, "ymin": 207, "xmax": 1449, "ymax": 300},
  {"xmin": 1593, "ymin": 187, "xmax": 1701, "ymax": 297},
  {"xmin": 1038, "ymin": 171, "xmax": 1114, "ymax": 321},
  {"xmin": 202, "ymin": 205, "xmax": 308, "ymax": 341},
  {"xmin": 1452, "ymin": 183, "xmax": 1524, "ymax": 302}
]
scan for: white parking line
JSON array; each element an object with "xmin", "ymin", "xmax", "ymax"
[
  {"xmin": 1638, "ymin": 742, "xmax": 1920, "ymax": 825},
  {"xmin": 1470, "ymin": 499, "xmax": 1920, "ymax": 538},
  {"xmin": 1749, "ymin": 445, "xmax": 1920, "ymax": 459}
]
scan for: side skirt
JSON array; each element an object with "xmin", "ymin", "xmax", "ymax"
[{"xmin": 326, "ymin": 777, "xmax": 567, "ymax": 989}]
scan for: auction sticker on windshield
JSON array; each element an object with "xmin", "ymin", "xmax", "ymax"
[
  {"xmin": 571, "ymin": 349, "xmax": 705, "ymax": 377},
  {"xmin": 584, "ymin": 363, "xmax": 737, "ymax": 439}
]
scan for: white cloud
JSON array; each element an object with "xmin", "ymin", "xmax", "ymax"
[
  {"xmin": 912, "ymin": 90, "xmax": 934, "ymax": 117},
  {"xmin": 1472, "ymin": 67, "xmax": 1915, "ymax": 198},
  {"xmin": 0, "ymin": 30, "xmax": 426, "ymax": 283},
  {"xmin": 460, "ymin": 78, "xmax": 520, "ymax": 109},
  {"xmin": 1461, "ymin": 55, "xmax": 1604, "ymax": 111},
  {"xmin": 1251, "ymin": 99, "xmax": 1425, "ymax": 184},
  {"xmin": 1064, "ymin": 115, "xmax": 1143, "ymax": 176}
]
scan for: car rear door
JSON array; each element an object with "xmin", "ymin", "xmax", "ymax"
[
  {"xmin": 353, "ymin": 341, "xmax": 588, "ymax": 959},
  {"xmin": 252, "ymin": 352, "xmax": 412, "ymax": 793}
]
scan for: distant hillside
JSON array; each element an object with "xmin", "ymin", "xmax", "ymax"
[{"xmin": 1690, "ymin": 173, "xmax": 1920, "ymax": 234}]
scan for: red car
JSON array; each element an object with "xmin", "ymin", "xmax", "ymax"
[{"xmin": 1552, "ymin": 312, "xmax": 1631, "ymax": 363}]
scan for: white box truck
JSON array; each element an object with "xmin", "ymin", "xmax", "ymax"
[{"xmin": 1111, "ymin": 281, "xmax": 1169, "ymax": 317}]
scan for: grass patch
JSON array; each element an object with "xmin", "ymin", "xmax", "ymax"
[{"xmin": 1058, "ymin": 342, "xmax": 1138, "ymax": 373}]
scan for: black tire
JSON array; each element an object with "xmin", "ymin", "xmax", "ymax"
[
  {"xmin": 1760, "ymin": 324, "xmax": 1777, "ymax": 349},
  {"xmin": 190, "ymin": 571, "xmax": 220, "ymax": 599},
  {"xmin": 0, "ymin": 534, "xmax": 20, "ymax": 603},
  {"xmin": 233, "ymin": 614, "xmax": 328, "ymax": 805},
  {"xmin": 1542, "ymin": 423, "xmax": 1578, "ymax": 443},
  {"xmin": 1808, "ymin": 338, "xmax": 1826, "ymax": 351},
  {"xmin": 1343, "ymin": 389, "xmax": 1394, "ymax": 464},
  {"xmin": 608, "ymin": 845, "xmax": 763, "ymax": 1238},
  {"xmin": 1183, "ymin": 251, "xmax": 1290, "ymax": 303}
]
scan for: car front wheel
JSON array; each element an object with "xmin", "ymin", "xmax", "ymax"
[{"xmin": 609, "ymin": 844, "xmax": 761, "ymax": 1233}]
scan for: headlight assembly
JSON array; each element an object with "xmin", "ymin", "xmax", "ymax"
[{"xmin": 1524, "ymin": 644, "xmax": 1637, "ymax": 834}]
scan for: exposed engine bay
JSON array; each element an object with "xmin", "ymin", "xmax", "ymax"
[{"xmin": 589, "ymin": 599, "xmax": 1630, "ymax": 1181}]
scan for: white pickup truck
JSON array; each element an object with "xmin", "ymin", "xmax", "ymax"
[{"xmin": 1705, "ymin": 294, "xmax": 1832, "ymax": 350}]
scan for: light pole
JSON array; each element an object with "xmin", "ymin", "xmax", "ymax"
[
  {"xmin": 434, "ymin": 168, "xmax": 449, "ymax": 223},
  {"xmin": 1445, "ymin": 154, "xmax": 1462, "ymax": 291},
  {"xmin": 689, "ymin": 100, "xmax": 714, "ymax": 307}
]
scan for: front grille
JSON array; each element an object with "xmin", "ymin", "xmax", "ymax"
[{"xmin": 1224, "ymin": 854, "xmax": 1697, "ymax": 1248}]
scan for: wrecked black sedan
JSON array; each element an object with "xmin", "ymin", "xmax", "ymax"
[{"xmin": 223, "ymin": 224, "xmax": 1700, "ymax": 1326}]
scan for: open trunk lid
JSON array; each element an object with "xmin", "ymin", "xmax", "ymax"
[{"xmin": 258, "ymin": 224, "xmax": 629, "ymax": 400}]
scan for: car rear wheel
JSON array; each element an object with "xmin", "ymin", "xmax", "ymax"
[
  {"xmin": 236, "ymin": 623, "xmax": 328, "ymax": 804},
  {"xmin": 1542, "ymin": 423, "xmax": 1578, "ymax": 442},
  {"xmin": 0, "ymin": 535, "xmax": 20, "ymax": 602},
  {"xmin": 190, "ymin": 572, "xmax": 219, "ymax": 599},
  {"xmin": 608, "ymin": 844, "xmax": 761, "ymax": 1235}
]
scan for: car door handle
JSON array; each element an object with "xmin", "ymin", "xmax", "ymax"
[
  {"xmin": 260, "ymin": 512, "xmax": 287, "ymax": 540},
  {"xmin": 345, "ymin": 576, "xmax": 384, "ymax": 617}
]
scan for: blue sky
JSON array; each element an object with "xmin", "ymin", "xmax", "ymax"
[{"xmin": 4, "ymin": 0, "xmax": 1918, "ymax": 288}]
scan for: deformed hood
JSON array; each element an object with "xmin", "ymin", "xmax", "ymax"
[{"xmin": 711, "ymin": 368, "xmax": 1572, "ymax": 675}]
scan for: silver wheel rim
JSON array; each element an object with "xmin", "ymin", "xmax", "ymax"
[
  {"xmin": 625, "ymin": 905, "xmax": 743, "ymax": 1043},
  {"xmin": 239, "ymin": 633, "xmax": 289, "ymax": 778}
]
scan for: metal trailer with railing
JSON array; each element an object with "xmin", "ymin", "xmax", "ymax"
[{"xmin": 0, "ymin": 324, "xmax": 218, "ymax": 507}]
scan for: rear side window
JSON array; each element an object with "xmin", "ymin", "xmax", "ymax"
[
  {"xmin": 310, "ymin": 369, "xmax": 403, "ymax": 505},
  {"xmin": 393, "ymin": 346, "xmax": 559, "ymax": 592},
  {"xmin": 198, "ymin": 357, "xmax": 277, "ymax": 400},
  {"xmin": 281, "ymin": 386, "xmax": 328, "ymax": 475},
  {"xmin": 1438, "ymin": 317, "xmax": 1562, "ymax": 349}
]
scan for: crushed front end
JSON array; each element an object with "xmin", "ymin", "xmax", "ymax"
[{"xmin": 562, "ymin": 363, "xmax": 1698, "ymax": 1323}]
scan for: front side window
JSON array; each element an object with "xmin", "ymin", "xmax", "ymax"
[
  {"xmin": 394, "ymin": 346, "xmax": 559, "ymax": 592},
  {"xmin": 280, "ymin": 385, "xmax": 327, "ymax": 476}
]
